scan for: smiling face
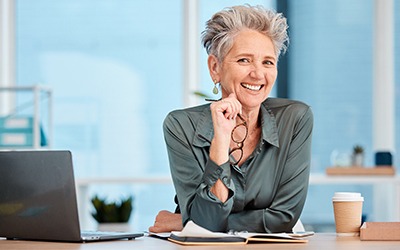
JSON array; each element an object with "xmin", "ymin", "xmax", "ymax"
[{"xmin": 209, "ymin": 29, "xmax": 278, "ymax": 111}]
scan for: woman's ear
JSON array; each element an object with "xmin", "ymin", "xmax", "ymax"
[{"xmin": 207, "ymin": 54, "xmax": 220, "ymax": 82}]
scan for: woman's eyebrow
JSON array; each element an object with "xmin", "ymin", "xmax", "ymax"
[{"xmin": 234, "ymin": 53, "xmax": 276, "ymax": 61}]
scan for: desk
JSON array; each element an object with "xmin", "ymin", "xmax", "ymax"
[{"xmin": 1, "ymin": 234, "xmax": 399, "ymax": 250}]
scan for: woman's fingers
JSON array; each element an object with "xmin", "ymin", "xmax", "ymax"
[
  {"xmin": 148, "ymin": 210, "xmax": 183, "ymax": 233},
  {"xmin": 209, "ymin": 93, "xmax": 242, "ymax": 143},
  {"xmin": 210, "ymin": 95, "xmax": 241, "ymax": 118},
  {"xmin": 220, "ymin": 93, "xmax": 242, "ymax": 119}
]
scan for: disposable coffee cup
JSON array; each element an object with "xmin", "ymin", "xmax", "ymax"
[{"xmin": 332, "ymin": 192, "xmax": 364, "ymax": 236}]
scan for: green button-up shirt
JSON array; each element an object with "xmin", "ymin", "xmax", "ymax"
[{"xmin": 163, "ymin": 98, "xmax": 313, "ymax": 233}]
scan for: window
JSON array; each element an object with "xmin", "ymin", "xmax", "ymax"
[
  {"xmin": 16, "ymin": 0, "xmax": 182, "ymax": 230},
  {"xmin": 286, "ymin": 0, "xmax": 398, "ymax": 228},
  {"xmin": 289, "ymin": 0, "xmax": 374, "ymax": 170}
]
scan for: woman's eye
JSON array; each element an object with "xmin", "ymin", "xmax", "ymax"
[
  {"xmin": 263, "ymin": 60, "xmax": 274, "ymax": 66},
  {"xmin": 237, "ymin": 58, "xmax": 250, "ymax": 63}
]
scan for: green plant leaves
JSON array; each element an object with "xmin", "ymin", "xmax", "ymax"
[{"xmin": 91, "ymin": 195, "xmax": 133, "ymax": 223}]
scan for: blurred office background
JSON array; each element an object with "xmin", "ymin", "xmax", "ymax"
[{"xmin": 0, "ymin": 0, "xmax": 399, "ymax": 231}]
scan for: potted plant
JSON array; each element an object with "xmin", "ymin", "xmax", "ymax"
[
  {"xmin": 352, "ymin": 145, "xmax": 364, "ymax": 167},
  {"xmin": 91, "ymin": 195, "xmax": 133, "ymax": 231}
]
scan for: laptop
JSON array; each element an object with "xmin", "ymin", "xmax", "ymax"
[{"xmin": 0, "ymin": 150, "xmax": 144, "ymax": 242}]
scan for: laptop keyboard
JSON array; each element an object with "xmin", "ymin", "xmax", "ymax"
[{"xmin": 82, "ymin": 230, "xmax": 125, "ymax": 237}]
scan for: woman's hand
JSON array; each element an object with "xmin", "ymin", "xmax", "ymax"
[
  {"xmin": 148, "ymin": 210, "xmax": 183, "ymax": 233},
  {"xmin": 209, "ymin": 93, "xmax": 242, "ymax": 165}
]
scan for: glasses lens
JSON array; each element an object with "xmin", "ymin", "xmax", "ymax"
[
  {"xmin": 229, "ymin": 114, "xmax": 248, "ymax": 165},
  {"xmin": 229, "ymin": 147, "xmax": 243, "ymax": 165},
  {"xmin": 231, "ymin": 124, "xmax": 247, "ymax": 143}
]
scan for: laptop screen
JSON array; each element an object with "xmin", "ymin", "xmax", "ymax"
[{"xmin": 0, "ymin": 150, "xmax": 82, "ymax": 242}]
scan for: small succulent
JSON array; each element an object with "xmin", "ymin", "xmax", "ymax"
[
  {"xmin": 353, "ymin": 145, "xmax": 364, "ymax": 155},
  {"xmin": 91, "ymin": 195, "xmax": 133, "ymax": 223}
]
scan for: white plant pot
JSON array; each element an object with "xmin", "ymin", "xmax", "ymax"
[{"xmin": 352, "ymin": 153, "xmax": 364, "ymax": 167}]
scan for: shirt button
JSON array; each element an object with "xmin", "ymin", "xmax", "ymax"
[{"xmin": 216, "ymin": 169, "xmax": 222, "ymax": 174}]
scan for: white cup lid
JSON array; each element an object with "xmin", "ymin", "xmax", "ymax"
[{"xmin": 332, "ymin": 192, "xmax": 364, "ymax": 202}]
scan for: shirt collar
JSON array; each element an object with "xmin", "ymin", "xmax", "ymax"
[
  {"xmin": 259, "ymin": 103, "xmax": 280, "ymax": 148},
  {"xmin": 193, "ymin": 102, "xmax": 280, "ymax": 148}
]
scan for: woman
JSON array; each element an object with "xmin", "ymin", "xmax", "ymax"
[{"xmin": 150, "ymin": 5, "xmax": 313, "ymax": 233}]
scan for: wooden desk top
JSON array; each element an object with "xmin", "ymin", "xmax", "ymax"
[{"xmin": 1, "ymin": 233, "xmax": 399, "ymax": 250}]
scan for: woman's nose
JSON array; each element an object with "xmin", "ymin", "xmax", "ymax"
[{"xmin": 249, "ymin": 64, "xmax": 264, "ymax": 80}]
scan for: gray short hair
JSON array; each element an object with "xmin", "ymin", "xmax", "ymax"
[{"xmin": 201, "ymin": 5, "xmax": 289, "ymax": 62}]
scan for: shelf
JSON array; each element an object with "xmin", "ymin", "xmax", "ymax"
[
  {"xmin": 0, "ymin": 85, "xmax": 52, "ymax": 149},
  {"xmin": 326, "ymin": 166, "xmax": 395, "ymax": 176}
]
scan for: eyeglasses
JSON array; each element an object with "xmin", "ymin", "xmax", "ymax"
[{"xmin": 229, "ymin": 114, "xmax": 248, "ymax": 165}]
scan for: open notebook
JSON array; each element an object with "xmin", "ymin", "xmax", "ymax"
[
  {"xmin": 0, "ymin": 150, "xmax": 143, "ymax": 242},
  {"xmin": 150, "ymin": 220, "xmax": 313, "ymax": 245}
]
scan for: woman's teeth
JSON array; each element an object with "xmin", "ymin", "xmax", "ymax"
[{"xmin": 242, "ymin": 83, "xmax": 262, "ymax": 91}]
